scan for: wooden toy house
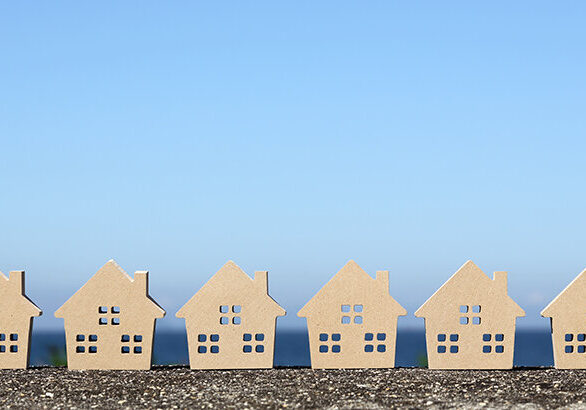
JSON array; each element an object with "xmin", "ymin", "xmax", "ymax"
[
  {"xmin": 0, "ymin": 270, "xmax": 42, "ymax": 369},
  {"xmin": 415, "ymin": 260, "xmax": 525, "ymax": 369},
  {"xmin": 176, "ymin": 261, "xmax": 286, "ymax": 369},
  {"xmin": 297, "ymin": 260, "xmax": 406, "ymax": 369},
  {"xmin": 541, "ymin": 269, "xmax": 586, "ymax": 369},
  {"xmin": 54, "ymin": 260, "xmax": 165, "ymax": 370}
]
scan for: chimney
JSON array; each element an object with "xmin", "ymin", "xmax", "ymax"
[
  {"xmin": 493, "ymin": 271, "xmax": 508, "ymax": 294},
  {"xmin": 254, "ymin": 271, "xmax": 268, "ymax": 292},
  {"xmin": 9, "ymin": 271, "xmax": 25, "ymax": 294},
  {"xmin": 376, "ymin": 270, "xmax": 389, "ymax": 293},
  {"xmin": 134, "ymin": 271, "xmax": 149, "ymax": 295}
]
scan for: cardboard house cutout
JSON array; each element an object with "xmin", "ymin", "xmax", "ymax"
[
  {"xmin": 0, "ymin": 270, "xmax": 42, "ymax": 369},
  {"xmin": 176, "ymin": 261, "xmax": 286, "ymax": 369},
  {"xmin": 541, "ymin": 269, "xmax": 586, "ymax": 369},
  {"xmin": 297, "ymin": 260, "xmax": 407, "ymax": 369},
  {"xmin": 55, "ymin": 260, "xmax": 165, "ymax": 370},
  {"xmin": 415, "ymin": 261, "xmax": 525, "ymax": 369}
]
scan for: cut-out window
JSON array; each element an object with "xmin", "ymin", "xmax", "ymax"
[
  {"xmin": 211, "ymin": 346, "xmax": 219, "ymax": 354},
  {"xmin": 460, "ymin": 317, "xmax": 469, "ymax": 325},
  {"xmin": 332, "ymin": 333, "xmax": 341, "ymax": 342},
  {"xmin": 133, "ymin": 346, "xmax": 142, "ymax": 354},
  {"xmin": 472, "ymin": 305, "xmax": 481, "ymax": 313},
  {"xmin": 365, "ymin": 344, "xmax": 374, "ymax": 352},
  {"xmin": 319, "ymin": 345, "xmax": 328, "ymax": 353},
  {"xmin": 243, "ymin": 345, "xmax": 252, "ymax": 353},
  {"xmin": 232, "ymin": 305, "xmax": 241, "ymax": 313},
  {"xmin": 0, "ymin": 334, "xmax": 4, "ymax": 341},
  {"xmin": 98, "ymin": 306, "xmax": 108, "ymax": 314},
  {"xmin": 377, "ymin": 333, "xmax": 386, "ymax": 341},
  {"xmin": 0, "ymin": 346, "xmax": 5, "ymax": 353},
  {"xmin": 9, "ymin": 334, "xmax": 17, "ymax": 341},
  {"xmin": 111, "ymin": 306, "xmax": 120, "ymax": 314},
  {"xmin": 233, "ymin": 317, "xmax": 241, "ymax": 325},
  {"xmin": 341, "ymin": 305, "xmax": 351, "ymax": 312},
  {"xmin": 121, "ymin": 346, "xmax": 130, "ymax": 354},
  {"xmin": 354, "ymin": 316, "xmax": 363, "ymax": 324},
  {"xmin": 255, "ymin": 345, "xmax": 264, "ymax": 353},
  {"xmin": 495, "ymin": 334, "xmax": 504, "ymax": 342},
  {"xmin": 99, "ymin": 318, "xmax": 107, "ymax": 325},
  {"xmin": 243, "ymin": 333, "xmax": 252, "ymax": 342},
  {"xmin": 331, "ymin": 345, "xmax": 341, "ymax": 353},
  {"xmin": 76, "ymin": 335, "xmax": 85, "ymax": 342},
  {"xmin": 460, "ymin": 305, "xmax": 468, "ymax": 313},
  {"xmin": 437, "ymin": 334, "xmax": 446, "ymax": 342},
  {"xmin": 220, "ymin": 305, "xmax": 229, "ymax": 313},
  {"xmin": 377, "ymin": 345, "xmax": 386, "ymax": 352},
  {"xmin": 483, "ymin": 345, "xmax": 491, "ymax": 353},
  {"xmin": 565, "ymin": 334, "xmax": 573, "ymax": 342},
  {"xmin": 9, "ymin": 345, "xmax": 17, "ymax": 353},
  {"xmin": 111, "ymin": 318, "xmax": 120, "ymax": 325},
  {"xmin": 578, "ymin": 334, "xmax": 586, "ymax": 342},
  {"xmin": 255, "ymin": 333, "xmax": 264, "ymax": 341},
  {"xmin": 495, "ymin": 345, "xmax": 504, "ymax": 353},
  {"xmin": 76, "ymin": 346, "xmax": 85, "ymax": 353},
  {"xmin": 121, "ymin": 335, "xmax": 130, "ymax": 342},
  {"xmin": 566, "ymin": 345, "xmax": 574, "ymax": 353},
  {"xmin": 450, "ymin": 346, "xmax": 459, "ymax": 353},
  {"xmin": 365, "ymin": 333, "xmax": 374, "ymax": 341},
  {"xmin": 472, "ymin": 317, "xmax": 481, "ymax": 325},
  {"xmin": 354, "ymin": 305, "xmax": 363, "ymax": 312},
  {"xmin": 134, "ymin": 335, "xmax": 143, "ymax": 342},
  {"xmin": 89, "ymin": 346, "xmax": 97, "ymax": 353},
  {"xmin": 578, "ymin": 346, "xmax": 586, "ymax": 353},
  {"xmin": 319, "ymin": 333, "xmax": 328, "ymax": 341},
  {"xmin": 483, "ymin": 334, "xmax": 491, "ymax": 342},
  {"xmin": 437, "ymin": 345, "xmax": 446, "ymax": 353},
  {"xmin": 198, "ymin": 334, "xmax": 206, "ymax": 342},
  {"xmin": 89, "ymin": 335, "xmax": 98, "ymax": 342},
  {"xmin": 341, "ymin": 316, "xmax": 351, "ymax": 324},
  {"xmin": 450, "ymin": 334, "xmax": 459, "ymax": 342},
  {"xmin": 210, "ymin": 334, "xmax": 219, "ymax": 342},
  {"xmin": 220, "ymin": 317, "xmax": 229, "ymax": 325}
]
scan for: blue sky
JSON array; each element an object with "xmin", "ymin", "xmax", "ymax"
[{"xmin": 1, "ymin": 2, "xmax": 585, "ymax": 330}]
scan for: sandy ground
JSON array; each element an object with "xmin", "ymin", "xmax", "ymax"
[{"xmin": 0, "ymin": 367, "xmax": 585, "ymax": 409}]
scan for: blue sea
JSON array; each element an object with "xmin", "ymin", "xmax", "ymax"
[{"xmin": 29, "ymin": 329, "xmax": 554, "ymax": 367}]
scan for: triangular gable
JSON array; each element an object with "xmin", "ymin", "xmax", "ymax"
[
  {"xmin": 0, "ymin": 271, "xmax": 42, "ymax": 317},
  {"xmin": 55, "ymin": 260, "xmax": 164, "ymax": 318},
  {"xmin": 415, "ymin": 260, "xmax": 525, "ymax": 318},
  {"xmin": 541, "ymin": 269, "xmax": 586, "ymax": 318},
  {"xmin": 176, "ymin": 261, "xmax": 285, "ymax": 318},
  {"xmin": 297, "ymin": 260, "xmax": 406, "ymax": 318}
]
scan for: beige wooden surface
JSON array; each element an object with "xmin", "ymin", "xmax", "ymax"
[
  {"xmin": 55, "ymin": 260, "xmax": 165, "ymax": 370},
  {"xmin": 298, "ymin": 260, "xmax": 406, "ymax": 369},
  {"xmin": 176, "ymin": 261, "xmax": 286, "ymax": 369}
]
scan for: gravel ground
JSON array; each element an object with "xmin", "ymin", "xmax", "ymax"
[{"xmin": 0, "ymin": 367, "xmax": 585, "ymax": 409}]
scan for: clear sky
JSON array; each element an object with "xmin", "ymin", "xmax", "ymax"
[{"xmin": 1, "ymin": 2, "xmax": 585, "ymax": 330}]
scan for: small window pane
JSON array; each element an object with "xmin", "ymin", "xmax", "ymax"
[
  {"xmin": 472, "ymin": 305, "xmax": 481, "ymax": 313},
  {"xmin": 198, "ymin": 334, "xmax": 207, "ymax": 343},
  {"xmin": 354, "ymin": 316, "xmax": 363, "ymax": 324},
  {"xmin": 210, "ymin": 334, "xmax": 219, "ymax": 342},
  {"xmin": 331, "ymin": 345, "xmax": 341, "ymax": 353},
  {"xmin": 460, "ymin": 317, "xmax": 469, "ymax": 325},
  {"xmin": 98, "ymin": 306, "xmax": 108, "ymax": 314},
  {"xmin": 459, "ymin": 305, "xmax": 468, "ymax": 313},
  {"xmin": 233, "ymin": 317, "xmax": 241, "ymax": 325},
  {"xmin": 354, "ymin": 305, "xmax": 363, "ymax": 312},
  {"xmin": 255, "ymin": 333, "xmax": 265, "ymax": 341},
  {"xmin": 437, "ymin": 345, "xmax": 446, "ymax": 353},
  {"xmin": 377, "ymin": 333, "xmax": 386, "ymax": 341},
  {"xmin": 450, "ymin": 334, "xmax": 459, "ymax": 342},
  {"xmin": 111, "ymin": 306, "xmax": 120, "ymax": 314},
  {"xmin": 341, "ymin": 316, "xmax": 351, "ymax": 324},
  {"xmin": 495, "ymin": 345, "xmax": 504, "ymax": 353},
  {"xmin": 243, "ymin": 333, "xmax": 252, "ymax": 341},
  {"xmin": 483, "ymin": 334, "xmax": 491, "ymax": 342},
  {"xmin": 219, "ymin": 305, "xmax": 229, "ymax": 313},
  {"xmin": 495, "ymin": 334, "xmax": 504, "ymax": 342},
  {"xmin": 565, "ymin": 334, "xmax": 573, "ymax": 342},
  {"xmin": 243, "ymin": 345, "xmax": 252, "ymax": 353},
  {"xmin": 483, "ymin": 345, "xmax": 491, "ymax": 353},
  {"xmin": 472, "ymin": 317, "xmax": 481, "ymax": 325},
  {"xmin": 450, "ymin": 345, "xmax": 459, "ymax": 353},
  {"xmin": 437, "ymin": 334, "xmax": 446, "ymax": 342},
  {"xmin": 319, "ymin": 333, "xmax": 328, "ymax": 341},
  {"xmin": 211, "ymin": 345, "xmax": 219, "ymax": 354},
  {"xmin": 331, "ymin": 333, "xmax": 341, "ymax": 342},
  {"xmin": 341, "ymin": 305, "xmax": 351, "ymax": 312},
  {"xmin": 220, "ymin": 317, "xmax": 229, "ymax": 325},
  {"xmin": 319, "ymin": 345, "xmax": 328, "ymax": 353},
  {"xmin": 365, "ymin": 333, "xmax": 374, "ymax": 341},
  {"xmin": 232, "ymin": 305, "xmax": 241, "ymax": 313},
  {"xmin": 377, "ymin": 344, "xmax": 386, "ymax": 352},
  {"xmin": 364, "ymin": 344, "xmax": 374, "ymax": 352}
]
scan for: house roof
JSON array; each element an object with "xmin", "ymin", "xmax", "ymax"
[
  {"xmin": 297, "ymin": 260, "xmax": 407, "ymax": 318},
  {"xmin": 54, "ymin": 259, "xmax": 165, "ymax": 318},
  {"xmin": 176, "ymin": 260, "xmax": 286, "ymax": 318},
  {"xmin": 0, "ymin": 271, "xmax": 42, "ymax": 318},
  {"xmin": 415, "ymin": 260, "xmax": 525, "ymax": 318},
  {"xmin": 541, "ymin": 269, "xmax": 586, "ymax": 318}
]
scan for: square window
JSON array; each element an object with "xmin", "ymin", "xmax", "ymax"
[
  {"xmin": 437, "ymin": 334, "xmax": 446, "ymax": 342},
  {"xmin": 134, "ymin": 335, "xmax": 143, "ymax": 342},
  {"xmin": 483, "ymin": 345, "xmax": 491, "ymax": 353},
  {"xmin": 255, "ymin": 345, "xmax": 264, "ymax": 353},
  {"xmin": 578, "ymin": 345, "xmax": 586, "ymax": 353},
  {"xmin": 243, "ymin": 333, "xmax": 252, "ymax": 341},
  {"xmin": 565, "ymin": 345, "xmax": 574, "ymax": 353},
  {"xmin": 377, "ymin": 344, "xmax": 386, "ymax": 353},
  {"xmin": 0, "ymin": 334, "xmax": 4, "ymax": 341},
  {"xmin": 88, "ymin": 346, "xmax": 97, "ymax": 354},
  {"xmin": 76, "ymin": 346, "xmax": 85, "ymax": 353},
  {"xmin": 121, "ymin": 335, "xmax": 130, "ymax": 342},
  {"xmin": 220, "ymin": 305, "xmax": 229, "ymax": 313},
  {"xmin": 483, "ymin": 334, "xmax": 491, "ymax": 342},
  {"xmin": 472, "ymin": 305, "xmax": 481, "ymax": 313},
  {"xmin": 332, "ymin": 333, "xmax": 341, "ymax": 342},
  {"xmin": 565, "ymin": 334, "xmax": 573, "ymax": 342},
  {"xmin": 578, "ymin": 334, "xmax": 586, "ymax": 342},
  {"xmin": 99, "ymin": 318, "xmax": 107, "ymax": 325},
  {"xmin": 220, "ymin": 317, "xmax": 229, "ymax": 325},
  {"xmin": 198, "ymin": 334, "xmax": 207, "ymax": 343},
  {"xmin": 232, "ymin": 305, "xmax": 241, "ymax": 313},
  {"xmin": 365, "ymin": 344, "xmax": 374, "ymax": 352},
  {"xmin": 111, "ymin": 306, "xmax": 120, "ymax": 314},
  {"xmin": 111, "ymin": 318, "xmax": 120, "ymax": 325},
  {"xmin": 211, "ymin": 345, "xmax": 219, "ymax": 354},
  {"xmin": 460, "ymin": 305, "xmax": 468, "ymax": 313},
  {"xmin": 134, "ymin": 346, "xmax": 142, "ymax": 354},
  {"xmin": 98, "ymin": 306, "xmax": 108, "ymax": 314},
  {"xmin": 319, "ymin": 333, "xmax": 328, "ymax": 341},
  {"xmin": 354, "ymin": 305, "xmax": 363, "ymax": 312},
  {"xmin": 450, "ymin": 334, "xmax": 459, "ymax": 342},
  {"xmin": 472, "ymin": 317, "xmax": 481, "ymax": 325},
  {"xmin": 437, "ymin": 345, "xmax": 446, "ymax": 353},
  {"xmin": 495, "ymin": 345, "xmax": 504, "ymax": 353},
  {"xmin": 10, "ymin": 345, "xmax": 18, "ymax": 353},
  {"xmin": 332, "ymin": 345, "xmax": 341, "ymax": 353},
  {"xmin": 460, "ymin": 317, "xmax": 469, "ymax": 325},
  {"xmin": 341, "ymin": 305, "xmax": 351, "ymax": 312},
  {"xmin": 233, "ymin": 317, "xmax": 241, "ymax": 325},
  {"xmin": 243, "ymin": 345, "xmax": 252, "ymax": 353},
  {"xmin": 354, "ymin": 316, "xmax": 363, "ymax": 324},
  {"xmin": 255, "ymin": 333, "xmax": 265, "ymax": 341},
  {"xmin": 342, "ymin": 316, "xmax": 351, "ymax": 324},
  {"xmin": 210, "ymin": 334, "xmax": 219, "ymax": 342},
  {"xmin": 89, "ymin": 335, "xmax": 98, "ymax": 342},
  {"xmin": 9, "ymin": 334, "xmax": 17, "ymax": 341},
  {"xmin": 495, "ymin": 334, "xmax": 504, "ymax": 342},
  {"xmin": 365, "ymin": 333, "xmax": 374, "ymax": 341},
  {"xmin": 319, "ymin": 345, "xmax": 328, "ymax": 353},
  {"xmin": 76, "ymin": 335, "xmax": 85, "ymax": 342},
  {"xmin": 0, "ymin": 346, "xmax": 5, "ymax": 353},
  {"xmin": 121, "ymin": 346, "xmax": 130, "ymax": 354},
  {"xmin": 377, "ymin": 333, "xmax": 386, "ymax": 341},
  {"xmin": 450, "ymin": 346, "xmax": 459, "ymax": 354}
]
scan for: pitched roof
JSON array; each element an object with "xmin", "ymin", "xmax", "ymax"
[
  {"xmin": 415, "ymin": 260, "xmax": 525, "ymax": 318},
  {"xmin": 54, "ymin": 259, "xmax": 165, "ymax": 318},
  {"xmin": 297, "ymin": 260, "xmax": 407, "ymax": 318},
  {"xmin": 541, "ymin": 269, "xmax": 586, "ymax": 317},
  {"xmin": 0, "ymin": 271, "xmax": 42, "ymax": 318},
  {"xmin": 176, "ymin": 260, "xmax": 286, "ymax": 318}
]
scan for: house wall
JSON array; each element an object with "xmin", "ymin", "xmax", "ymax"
[
  {"xmin": 0, "ymin": 317, "xmax": 33, "ymax": 369},
  {"xmin": 183, "ymin": 301, "xmax": 278, "ymax": 369},
  {"xmin": 551, "ymin": 317, "xmax": 586, "ymax": 369}
]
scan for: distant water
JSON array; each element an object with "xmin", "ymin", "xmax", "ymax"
[{"xmin": 29, "ymin": 329, "xmax": 554, "ymax": 367}]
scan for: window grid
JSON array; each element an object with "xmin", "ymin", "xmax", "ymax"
[
  {"xmin": 364, "ymin": 332, "xmax": 387, "ymax": 353},
  {"xmin": 481, "ymin": 333, "xmax": 505, "ymax": 354},
  {"xmin": 0, "ymin": 333, "xmax": 18, "ymax": 354},
  {"xmin": 564, "ymin": 333, "xmax": 586, "ymax": 354},
  {"xmin": 121, "ymin": 334, "xmax": 143, "ymax": 354},
  {"xmin": 197, "ymin": 333, "xmax": 220, "ymax": 354},
  {"xmin": 219, "ymin": 305, "xmax": 242, "ymax": 326},
  {"xmin": 341, "ymin": 304, "xmax": 363, "ymax": 325},
  {"xmin": 318, "ymin": 333, "xmax": 341, "ymax": 353},
  {"xmin": 75, "ymin": 334, "xmax": 98, "ymax": 354},
  {"xmin": 459, "ymin": 305, "xmax": 481, "ymax": 326},
  {"xmin": 437, "ymin": 333, "xmax": 459, "ymax": 354},
  {"xmin": 97, "ymin": 305, "xmax": 121, "ymax": 326},
  {"xmin": 243, "ymin": 333, "xmax": 265, "ymax": 353}
]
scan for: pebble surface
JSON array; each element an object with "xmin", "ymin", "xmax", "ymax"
[{"xmin": 0, "ymin": 367, "xmax": 585, "ymax": 409}]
